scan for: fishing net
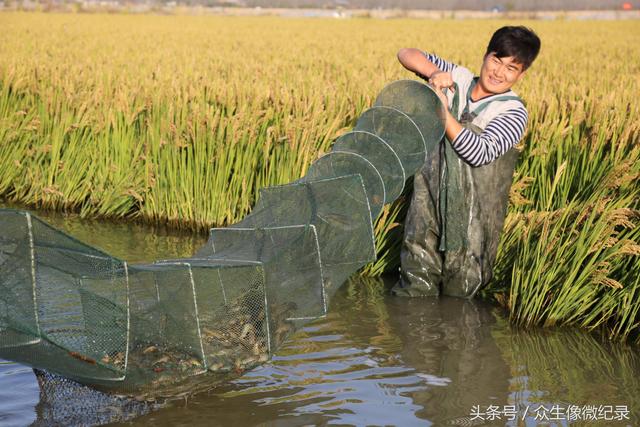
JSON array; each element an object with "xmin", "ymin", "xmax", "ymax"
[{"xmin": 0, "ymin": 80, "xmax": 445, "ymax": 398}]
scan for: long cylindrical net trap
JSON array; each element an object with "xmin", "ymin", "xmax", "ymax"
[{"xmin": 0, "ymin": 81, "xmax": 445, "ymax": 398}]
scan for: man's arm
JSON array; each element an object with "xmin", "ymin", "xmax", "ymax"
[
  {"xmin": 397, "ymin": 49, "xmax": 458, "ymax": 79},
  {"xmin": 428, "ymin": 82, "xmax": 527, "ymax": 167},
  {"xmin": 397, "ymin": 48, "xmax": 442, "ymax": 79},
  {"xmin": 397, "ymin": 48, "xmax": 466, "ymax": 149},
  {"xmin": 442, "ymin": 107, "xmax": 464, "ymax": 144},
  {"xmin": 436, "ymin": 100, "xmax": 527, "ymax": 167},
  {"xmin": 450, "ymin": 108, "xmax": 529, "ymax": 167}
]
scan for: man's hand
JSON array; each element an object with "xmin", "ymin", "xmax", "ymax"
[
  {"xmin": 428, "ymin": 71, "xmax": 453, "ymax": 110},
  {"xmin": 428, "ymin": 71, "xmax": 454, "ymax": 91}
]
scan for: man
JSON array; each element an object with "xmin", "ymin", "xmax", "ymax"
[{"xmin": 393, "ymin": 26, "xmax": 541, "ymax": 298}]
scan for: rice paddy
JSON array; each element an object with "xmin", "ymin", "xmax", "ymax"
[{"xmin": 1, "ymin": 12, "xmax": 639, "ymax": 341}]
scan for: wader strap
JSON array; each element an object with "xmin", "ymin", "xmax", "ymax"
[
  {"xmin": 467, "ymin": 95, "xmax": 522, "ymax": 117},
  {"xmin": 437, "ymin": 79, "xmax": 522, "ymax": 252},
  {"xmin": 437, "ymin": 83, "xmax": 461, "ymax": 251},
  {"xmin": 461, "ymin": 77, "xmax": 523, "ymax": 122}
]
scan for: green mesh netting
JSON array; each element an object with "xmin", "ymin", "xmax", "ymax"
[{"xmin": 0, "ymin": 80, "xmax": 445, "ymax": 398}]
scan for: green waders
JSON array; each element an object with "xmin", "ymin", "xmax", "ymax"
[{"xmin": 393, "ymin": 81, "xmax": 522, "ymax": 298}]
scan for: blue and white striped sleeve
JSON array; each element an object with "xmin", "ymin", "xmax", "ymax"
[
  {"xmin": 450, "ymin": 107, "xmax": 528, "ymax": 167},
  {"xmin": 423, "ymin": 52, "xmax": 458, "ymax": 73}
]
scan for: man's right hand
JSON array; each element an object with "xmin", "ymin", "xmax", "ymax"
[{"xmin": 428, "ymin": 71, "xmax": 454, "ymax": 91}]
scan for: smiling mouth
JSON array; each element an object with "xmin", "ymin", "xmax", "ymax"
[{"xmin": 489, "ymin": 76, "xmax": 503, "ymax": 85}]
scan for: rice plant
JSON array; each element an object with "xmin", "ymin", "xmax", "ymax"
[{"xmin": 0, "ymin": 13, "xmax": 638, "ymax": 340}]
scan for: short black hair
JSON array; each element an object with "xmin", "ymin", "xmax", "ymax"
[{"xmin": 485, "ymin": 26, "xmax": 541, "ymax": 71}]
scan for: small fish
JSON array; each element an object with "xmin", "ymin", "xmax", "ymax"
[
  {"xmin": 112, "ymin": 352, "xmax": 125, "ymax": 364},
  {"xmin": 203, "ymin": 327, "xmax": 226, "ymax": 340},
  {"xmin": 252, "ymin": 342, "xmax": 263, "ymax": 356},
  {"xmin": 276, "ymin": 323, "xmax": 293, "ymax": 335},
  {"xmin": 69, "ymin": 351, "xmax": 96, "ymax": 365},
  {"xmin": 208, "ymin": 362, "xmax": 224, "ymax": 371},
  {"xmin": 210, "ymin": 349, "xmax": 229, "ymax": 358},
  {"xmin": 240, "ymin": 324, "xmax": 254, "ymax": 340},
  {"xmin": 241, "ymin": 356, "xmax": 257, "ymax": 365},
  {"xmin": 181, "ymin": 358, "xmax": 202, "ymax": 368},
  {"xmin": 153, "ymin": 355, "xmax": 170, "ymax": 365},
  {"xmin": 143, "ymin": 345, "xmax": 158, "ymax": 354}
]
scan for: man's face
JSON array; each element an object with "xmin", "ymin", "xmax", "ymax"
[{"xmin": 479, "ymin": 52, "xmax": 525, "ymax": 94}]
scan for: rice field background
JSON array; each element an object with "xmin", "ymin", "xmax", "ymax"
[{"xmin": 1, "ymin": 13, "xmax": 639, "ymax": 341}]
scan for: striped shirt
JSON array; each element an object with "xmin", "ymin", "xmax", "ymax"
[{"xmin": 423, "ymin": 52, "xmax": 528, "ymax": 167}]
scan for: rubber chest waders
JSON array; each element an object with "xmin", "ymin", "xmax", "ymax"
[{"xmin": 395, "ymin": 78, "xmax": 522, "ymax": 298}]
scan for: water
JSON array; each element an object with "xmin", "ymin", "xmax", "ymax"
[
  {"xmin": 1, "ymin": 205, "xmax": 639, "ymax": 426},
  {"xmin": 0, "ymin": 202, "xmax": 208, "ymax": 264}
]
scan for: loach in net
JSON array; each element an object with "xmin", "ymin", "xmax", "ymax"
[{"xmin": 0, "ymin": 80, "xmax": 445, "ymax": 399}]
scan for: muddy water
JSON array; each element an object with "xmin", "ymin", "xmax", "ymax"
[{"xmin": 1, "ymin": 206, "xmax": 639, "ymax": 426}]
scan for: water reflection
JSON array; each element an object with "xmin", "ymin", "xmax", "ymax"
[
  {"xmin": 124, "ymin": 277, "xmax": 638, "ymax": 427},
  {"xmin": 0, "ymin": 361, "xmax": 39, "ymax": 426},
  {"xmin": 494, "ymin": 318, "xmax": 639, "ymax": 426},
  {"xmin": 383, "ymin": 289, "xmax": 511, "ymax": 425},
  {"xmin": 0, "ymin": 201, "xmax": 208, "ymax": 263}
]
